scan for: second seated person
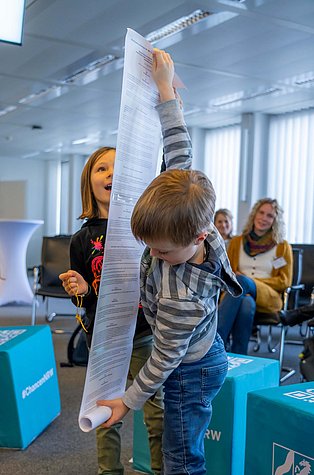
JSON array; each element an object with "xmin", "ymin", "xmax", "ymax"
[
  {"xmin": 218, "ymin": 197, "xmax": 293, "ymax": 355},
  {"xmin": 214, "ymin": 208, "xmax": 234, "ymax": 248}
]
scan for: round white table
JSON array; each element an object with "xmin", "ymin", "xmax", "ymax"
[{"xmin": 0, "ymin": 219, "xmax": 44, "ymax": 305}]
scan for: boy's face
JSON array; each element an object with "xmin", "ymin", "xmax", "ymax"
[
  {"xmin": 91, "ymin": 150, "xmax": 116, "ymax": 212},
  {"xmin": 145, "ymin": 235, "xmax": 206, "ymax": 266}
]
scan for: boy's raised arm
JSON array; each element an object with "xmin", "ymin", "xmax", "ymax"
[{"xmin": 153, "ymin": 49, "xmax": 192, "ymax": 171}]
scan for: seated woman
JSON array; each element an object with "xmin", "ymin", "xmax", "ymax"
[
  {"xmin": 218, "ymin": 197, "xmax": 293, "ymax": 355},
  {"xmin": 214, "ymin": 208, "xmax": 234, "ymax": 248}
]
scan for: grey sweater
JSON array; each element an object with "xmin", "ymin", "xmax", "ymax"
[{"xmin": 123, "ymin": 99, "xmax": 242, "ymax": 410}]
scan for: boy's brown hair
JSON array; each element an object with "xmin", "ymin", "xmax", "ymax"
[
  {"xmin": 80, "ymin": 146, "xmax": 116, "ymax": 219},
  {"xmin": 131, "ymin": 169, "xmax": 216, "ymax": 246}
]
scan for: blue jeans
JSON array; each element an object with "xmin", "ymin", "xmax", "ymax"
[
  {"xmin": 218, "ymin": 274, "xmax": 257, "ymax": 355},
  {"xmin": 162, "ymin": 333, "xmax": 228, "ymax": 475}
]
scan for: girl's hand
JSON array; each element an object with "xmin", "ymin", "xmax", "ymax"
[
  {"xmin": 97, "ymin": 398, "xmax": 130, "ymax": 427},
  {"xmin": 152, "ymin": 48, "xmax": 175, "ymax": 102},
  {"xmin": 59, "ymin": 270, "xmax": 88, "ymax": 296}
]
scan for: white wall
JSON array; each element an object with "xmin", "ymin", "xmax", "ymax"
[{"xmin": 0, "ymin": 156, "xmax": 46, "ymax": 268}]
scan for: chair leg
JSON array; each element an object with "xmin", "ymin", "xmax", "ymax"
[
  {"xmin": 279, "ymin": 325, "xmax": 296, "ymax": 384},
  {"xmin": 47, "ymin": 312, "xmax": 57, "ymax": 322},
  {"xmin": 43, "ymin": 296, "xmax": 58, "ymax": 322},
  {"xmin": 31, "ymin": 296, "xmax": 37, "ymax": 325},
  {"xmin": 280, "ymin": 368, "xmax": 296, "ymax": 384},
  {"xmin": 252, "ymin": 326, "xmax": 261, "ymax": 352},
  {"xmin": 267, "ymin": 326, "xmax": 277, "ymax": 353}
]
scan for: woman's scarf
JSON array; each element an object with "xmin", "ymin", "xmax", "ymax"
[{"xmin": 243, "ymin": 230, "xmax": 276, "ymax": 257}]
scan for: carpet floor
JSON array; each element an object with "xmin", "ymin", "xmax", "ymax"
[{"xmin": 0, "ymin": 299, "xmax": 308, "ymax": 474}]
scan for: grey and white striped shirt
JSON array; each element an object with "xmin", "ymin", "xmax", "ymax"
[{"xmin": 123, "ymin": 100, "xmax": 242, "ymax": 410}]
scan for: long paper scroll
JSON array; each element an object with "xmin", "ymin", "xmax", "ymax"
[{"xmin": 78, "ymin": 29, "xmax": 162, "ymax": 432}]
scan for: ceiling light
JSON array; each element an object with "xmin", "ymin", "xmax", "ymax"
[
  {"xmin": 212, "ymin": 88, "xmax": 281, "ymax": 107},
  {"xmin": 22, "ymin": 151, "xmax": 40, "ymax": 159},
  {"xmin": 294, "ymin": 75, "xmax": 314, "ymax": 87},
  {"xmin": 62, "ymin": 54, "xmax": 117, "ymax": 86},
  {"xmin": 0, "ymin": 105, "xmax": 17, "ymax": 117},
  {"xmin": 19, "ymin": 85, "xmax": 66, "ymax": 105},
  {"xmin": 72, "ymin": 138, "xmax": 90, "ymax": 145},
  {"xmin": 145, "ymin": 10, "xmax": 212, "ymax": 43},
  {"xmin": 0, "ymin": 0, "xmax": 26, "ymax": 45},
  {"xmin": 72, "ymin": 132, "xmax": 101, "ymax": 146}
]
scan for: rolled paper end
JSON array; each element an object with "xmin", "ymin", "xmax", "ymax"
[{"xmin": 79, "ymin": 405, "xmax": 112, "ymax": 433}]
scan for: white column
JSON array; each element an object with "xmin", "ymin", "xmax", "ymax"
[
  {"xmin": 189, "ymin": 127, "xmax": 206, "ymax": 171},
  {"xmin": 67, "ymin": 154, "xmax": 86, "ymax": 235},
  {"xmin": 45, "ymin": 160, "xmax": 61, "ymax": 236},
  {"xmin": 237, "ymin": 113, "xmax": 270, "ymax": 232}
]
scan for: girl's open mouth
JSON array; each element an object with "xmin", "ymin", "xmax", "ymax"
[{"xmin": 105, "ymin": 184, "xmax": 112, "ymax": 191}]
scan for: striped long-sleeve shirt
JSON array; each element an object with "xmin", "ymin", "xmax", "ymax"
[{"xmin": 123, "ymin": 99, "xmax": 242, "ymax": 410}]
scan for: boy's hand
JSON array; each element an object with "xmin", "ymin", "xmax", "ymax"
[
  {"xmin": 97, "ymin": 398, "xmax": 130, "ymax": 427},
  {"xmin": 59, "ymin": 270, "xmax": 88, "ymax": 296},
  {"xmin": 152, "ymin": 48, "xmax": 175, "ymax": 102}
]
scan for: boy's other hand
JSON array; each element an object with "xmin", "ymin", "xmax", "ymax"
[
  {"xmin": 152, "ymin": 48, "xmax": 175, "ymax": 102},
  {"xmin": 97, "ymin": 398, "xmax": 130, "ymax": 427}
]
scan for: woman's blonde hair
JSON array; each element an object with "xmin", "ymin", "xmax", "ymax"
[
  {"xmin": 79, "ymin": 146, "xmax": 116, "ymax": 219},
  {"xmin": 242, "ymin": 197, "xmax": 285, "ymax": 243},
  {"xmin": 131, "ymin": 169, "xmax": 216, "ymax": 246}
]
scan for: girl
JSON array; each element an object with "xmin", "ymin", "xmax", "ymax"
[{"xmin": 59, "ymin": 126, "xmax": 163, "ymax": 475}]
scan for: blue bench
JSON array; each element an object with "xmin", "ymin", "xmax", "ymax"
[
  {"xmin": 245, "ymin": 382, "xmax": 314, "ymax": 475},
  {"xmin": 0, "ymin": 325, "xmax": 60, "ymax": 449},
  {"xmin": 133, "ymin": 353, "xmax": 279, "ymax": 475}
]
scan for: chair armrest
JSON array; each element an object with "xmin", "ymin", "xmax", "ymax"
[
  {"xmin": 290, "ymin": 284, "xmax": 305, "ymax": 291},
  {"xmin": 285, "ymin": 284, "xmax": 305, "ymax": 294},
  {"xmin": 283, "ymin": 284, "xmax": 305, "ymax": 310}
]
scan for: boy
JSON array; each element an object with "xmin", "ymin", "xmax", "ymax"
[{"xmin": 98, "ymin": 49, "xmax": 242, "ymax": 474}]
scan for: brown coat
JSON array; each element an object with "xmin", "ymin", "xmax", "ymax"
[{"xmin": 227, "ymin": 235, "xmax": 293, "ymax": 313}]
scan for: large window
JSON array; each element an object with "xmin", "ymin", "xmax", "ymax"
[
  {"xmin": 204, "ymin": 125, "xmax": 241, "ymax": 231},
  {"xmin": 267, "ymin": 110, "xmax": 314, "ymax": 243}
]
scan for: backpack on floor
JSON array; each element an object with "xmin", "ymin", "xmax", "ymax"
[
  {"xmin": 299, "ymin": 335, "xmax": 314, "ymax": 381},
  {"xmin": 60, "ymin": 324, "xmax": 89, "ymax": 367}
]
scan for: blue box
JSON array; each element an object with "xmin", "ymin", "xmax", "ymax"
[
  {"xmin": 133, "ymin": 353, "xmax": 279, "ymax": 474},
  {"xmin": 133, "ymin": 410, "xmax": 153, "ymax": 474},
  {"xmin": 245, "ymin": 382, "xmax": 314, "ymax": 475},
  {"xmin": 0, "ymin": 326, "xmax": 61, "ymax": 449}
]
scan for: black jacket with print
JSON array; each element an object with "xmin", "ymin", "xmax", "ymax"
[{"xmin": 70, "ymin": 217, "xmax": 151, "ymax": 343}]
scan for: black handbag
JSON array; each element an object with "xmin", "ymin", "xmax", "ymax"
[
  {"xmin": 60, "ymin": 324, "xmax": 89, "ymax": 367},
  {"xmin": 299, "ymin": 336, "xmax": 314, "ymax": 381}
]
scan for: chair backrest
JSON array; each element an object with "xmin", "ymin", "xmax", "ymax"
[
  {"xmin": 255, "ymin": 247, "xmax": 303, "ymax": 321},
  {"xmin": 292, "ymin": 247, "xmax": 303, "ymax": 286},
  {"xmin": 291, "ymin": 243, "xmax": 314, "ymax": 304},
  {"xmin": 40, "ymin": 235, "xmax": 71, "ymax": 288},
  {"xmin": 289, "ymin": 247, "xmax": 303, "ymax": 309}
]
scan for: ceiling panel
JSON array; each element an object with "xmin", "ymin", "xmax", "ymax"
[{"xmin": 0, "ymin": 0, "xmax": 313, "ymax": 160}]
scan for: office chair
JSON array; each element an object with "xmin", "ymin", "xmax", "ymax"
[
  {"xmin": 31, "ymin": 235, "xmax": 74, "ymax": 326},
  {"xmin": 252, "ymin": 247, "xmax": 304, "ymax": 383}
]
